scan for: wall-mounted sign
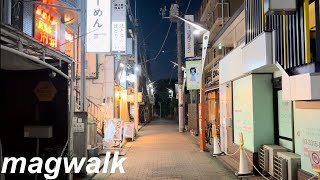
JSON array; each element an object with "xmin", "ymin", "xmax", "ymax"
[
  {"xmin": 184, "ymin": 15, "xmax": 194, "ymax": 58},
  {"xmin": 175, "ymin": 84, "xmax": 179, "ymax": 99},
  {"xmin": 86, "ymin": 0, "xmax": 111, "ymax": 52},
  {"xmin": 211, "ymin": 65, "xmax": 219, "ymax": 83},
  {"xmin": 34, "ymin": 81, "xmax": 57, "ymax": 102},
  {"xmin": 295, "ymin": 108, "xmax": 320, "ymax": 175},
  {"xmin": 127, "ymin": 92, "xmax": 142, "ymax": 103},
  {"xmin": 186, "ymin": 60, "xmax": 202, "ymax": 90},
  {"xmin": 111, "ymin": 0, "xmax": 127, "ymax": 53},
  {"xmin": 34, "ymin": 6, "xmax": 59, "ymax": 49},
  {"xmin": 123, "ymin": 122, "xmax": 134, "ymax": 140},
  {"xmin": 308, "ymin": 150, "xmax": 320, "ymax": 172},
  {"xmin": 149, "ymin": 95, "xmax": 155, "ymax": 105}
]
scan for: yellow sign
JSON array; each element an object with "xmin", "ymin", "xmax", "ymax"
[
  {"xmin": 34, "ymin": 81, "xmax": 57, "ymax": 102},
  {"xmin": 127, "ymin": 92, "xmax": 143, "ymax": 103}
]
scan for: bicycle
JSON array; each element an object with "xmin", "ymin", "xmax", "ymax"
[{"xmin": 205, "ymin": 122, "xmax": 212, "ymax": 145}]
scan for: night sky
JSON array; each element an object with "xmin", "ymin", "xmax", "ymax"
[{"xmin": 136, "ymin": 0, "xmax": 202, "ymax": 81}]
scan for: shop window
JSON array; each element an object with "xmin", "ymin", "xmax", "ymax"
[{"xmin": 277, "ymin": 90, "xmax": 293, "ymax": 151}]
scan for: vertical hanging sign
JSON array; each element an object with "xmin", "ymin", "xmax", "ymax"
[
  {"xmin": 184, "ymin": 15, "xmax": 195, "ymax": 58},
  {"xmin": 186, "ymin": 60, "xmax": 202, "ymax": 90},
  {"xmin": 112, "ymin": 0, "xmax": 127, "ymax": 54},
  {"xmin": 86, "ymin": 0, "xmax": 111, "ymax": 52}
]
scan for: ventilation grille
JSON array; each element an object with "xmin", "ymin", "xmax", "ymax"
[
  {"xmin": 259, "ymin": 147, "xmax": 269, "ymax": 171},
  {"xmin": 273, "ymin": 155, "xmax": 288, "ymax": 180}
]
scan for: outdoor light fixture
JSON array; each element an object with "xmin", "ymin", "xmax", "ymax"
[
  {"xmin": 127, "ymin": 74, "xmax": 136, "ymax": 83},
  {"xmin": 193, "ymin": 29, "xmax": 202, "ymax": 35},
  {"xmin": 134, "ymin": 65, "xmax": 140, "ymax": 72},
  {"xmin": 148, "ymin": 83, "xmax": 154, "ymax": 88},
  {"xmin": 119, "ymin": 63, "xmax": 125, "ymax": 68},
  {"xmin": 174, "ymin": 15, "xmax": 209, "ymax": 72},
  {"xmin": 175, "ymin": 15, "xmax": 210, "ymax": 151}
]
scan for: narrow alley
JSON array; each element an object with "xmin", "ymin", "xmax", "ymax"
[{"xmin": 93, "ymin": 119, "xmax": 238, "ymax": 180}]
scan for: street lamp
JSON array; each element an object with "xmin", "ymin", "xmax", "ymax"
[{"xmin": 175, "ymin": 15, "xmax": 210, "ymax": 151}]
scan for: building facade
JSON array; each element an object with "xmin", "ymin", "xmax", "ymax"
[
  {"xmin": 1, "ymin": 0, "xmax": 77, "ymax": 179},
  {"xmin": 197, "ymin": 0, "xmax": 243, "ymax": 145},
  {"xmin": 215, "ymin": 0, "xmax": 319, "ymax": 179}
]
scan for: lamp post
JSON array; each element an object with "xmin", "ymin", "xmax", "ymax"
[{"xmin": 175, "ymin": 16, "xmax": 210, "ymax": 151}]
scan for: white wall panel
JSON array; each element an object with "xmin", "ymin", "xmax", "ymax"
[
  {"xmin": 242, "ymin": 32, "xmax": 273, "ymax": 73},
  {"xmin": 219, "ymin": 43, "xmax": 245, "ymax": 84}
]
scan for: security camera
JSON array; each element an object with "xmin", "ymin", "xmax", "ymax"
[{"xmin": 49, "ymin": 71, "xmax": 56, "ymax": 78}]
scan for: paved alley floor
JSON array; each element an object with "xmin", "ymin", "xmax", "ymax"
[{"xmin": 93, "ymin": 119, "xmax": 239, "ymax": 180}]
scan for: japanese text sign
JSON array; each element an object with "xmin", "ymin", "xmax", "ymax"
[
  {"xmin": 111, "ymin": 0, "xmax": 127, "ymax": 53},
  {"xmin": 184, "ymin": 15, "xmax": 194, "ymax": 58},
  {"xmin": 86, "ymin": 0, "xmax": 111, "ymax": 52},
  {"xmin": 34, "ymin": 6, "xmax": 59, "ymax": 49}
]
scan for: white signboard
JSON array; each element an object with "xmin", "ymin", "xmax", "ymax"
[
  {"xmin": 86, "ymin": 0, "xmax": 111, "ymax": 52},
  {"xmin": 123, "ymin": 122, "xmax": 134, "ymax": 140},
  {"xmin": 184, "ymin": 15, "xmax": 194, "ymax": 58},
  {"xmin": 186, "ymin": 60, "xmax": 202, "ymax": 90},
  {"xmin": 103, "ymin": 118, "xmax": 123, "ymax": 149},
  {"xmin": 149, "ymin": 95, "xmax": 155, "ymax": 105},
  {"xmin": 175, "ymin": 84, "xmax": 179, "ymax": 99},
  {"xmin": 112, "ymin": 0, "xmax": 127, "ymax": 53}
]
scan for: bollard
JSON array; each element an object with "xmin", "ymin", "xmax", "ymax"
[
  {"xmin": 235, "ymin": 132, "xmax": 253, "ymax": 177},
  {"xmin": 212, "ymin": 124, "xmax": 224, "ymax": 157}
]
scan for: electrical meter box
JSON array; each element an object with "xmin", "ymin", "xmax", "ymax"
[{"xmin": 24, "ymin": 126, "xmax": 53, "ymax": 138}]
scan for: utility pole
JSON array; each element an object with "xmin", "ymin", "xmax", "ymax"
[
  {"xmin": 160, "ymin": 1, "xmax": 184, "ymax": 132},
  {"xmin": 134, "ymin": 0, "xmax": 139, "ymax": 133},
  {"xmin": 176, "ymin": 1, "xmax": 184, "ymax": 133}
]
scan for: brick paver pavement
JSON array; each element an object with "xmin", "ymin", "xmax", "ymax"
[{"xmin": 93, "ymin": 119, "xmax": 240, "ymax": 180}]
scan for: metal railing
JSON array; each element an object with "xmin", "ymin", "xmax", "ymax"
[{"xmin": 74, "ymin": 89, "xmax": 106, "ymax": 135}]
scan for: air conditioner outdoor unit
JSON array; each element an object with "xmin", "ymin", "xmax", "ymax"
[
  {"xmin": 259, "ymin": 145, "xmax": 288, "ymax": 176},
  {"xmin": 273, "ymin": 152, "xmax": 301, "ymax": 180}
]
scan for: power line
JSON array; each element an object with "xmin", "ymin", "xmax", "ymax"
[
  {"xmin": 184, "ymin": 0, "xmax": 192, "ymax": 15},
  {"xmin": 146, "ymin": 22, "xmax": 173, "ymax": 63},
  {"xmin": 143, "ymin": 20, "xmax": 163, "ymax": 41}
]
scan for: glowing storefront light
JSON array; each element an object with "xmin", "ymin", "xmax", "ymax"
[{"xmin": 34, "ymin": 6, "xmax": 59, "ymax": 49}]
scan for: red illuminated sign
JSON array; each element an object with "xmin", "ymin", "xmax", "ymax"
[{"xmin": 34, "ymin": 6, "xmax": 59, "ymax": 49}]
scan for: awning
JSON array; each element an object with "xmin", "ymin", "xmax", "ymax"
[{"xmin": 1, "ymin": 23, "xmax": 74, "ymax": 80}]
